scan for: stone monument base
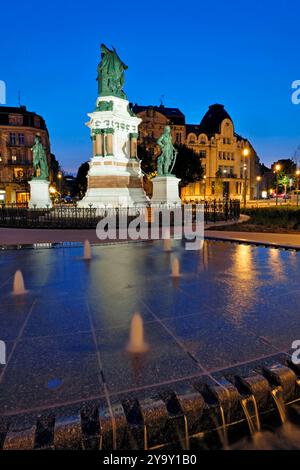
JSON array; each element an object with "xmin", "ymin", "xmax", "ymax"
[
  {"xmin": 29, "ymin": 179, "xmax": 52, "ymax": 209},
  {"xmin": 77, "ymin": 159, "xmax": 149, "ymax": 208},
  {"xmin": 151, "ymin": 176, "xmax": 181, "ymax": 206}
]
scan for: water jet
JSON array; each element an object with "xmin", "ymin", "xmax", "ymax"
[
  {"xmin": 127, "ymin": 313, "xmax": 149, "ymax": 354},
  {"xmin": 12, "ymin": 270, "xmax": 27, "ymax": 295}
]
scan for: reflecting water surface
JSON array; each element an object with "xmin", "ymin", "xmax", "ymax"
[{"xmin": 0, "ymin": 240, "xmax": 300, "ymax": 422}]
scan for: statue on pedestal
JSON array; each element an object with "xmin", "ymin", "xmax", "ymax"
[
  {"xmin": 31, "ymin": 135, "xmax": 49, "ymax": 179},
  {"xmin": 97, "ymin": 44, "xmax": 128, "ymax": 99},
  {"xmin": 157, "ymin": 126, "xmax": 178, "ymax": 176}
]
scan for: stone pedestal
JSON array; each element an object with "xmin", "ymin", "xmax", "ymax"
[
  {"xmin": 78, "ymin": 95, "xmax": 148, "ymax": 208},
  {"xmin": 151, "ymin": 176, "xmax": 181, "ymax": 206},
  {"xmin": 29, "ymin": 179, "xmax": 52, "ymax": 209}
]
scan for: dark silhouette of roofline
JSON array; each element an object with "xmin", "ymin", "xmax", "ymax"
[{"xmin": 0, "ymin": 105, "xmax": 48, "ymax": 132}]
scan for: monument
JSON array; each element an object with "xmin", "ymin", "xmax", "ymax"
[
  {"xmin": 151, "ymin": 126, "xmax": 181, "ymax": 206},
  {"xmin": 78, "ymin": 44, "xmax": 148, "ymax": 208},
  {"xmin": 29, "ymin": 135, "xmax": 52, "ymax": 208}
]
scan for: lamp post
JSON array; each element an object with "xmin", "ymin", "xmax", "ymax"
[
  {"xmin": 242, "ymin": 148, "xmax": 249, "ymax": 208},
  {"xmin": 256, "ymin": 175, "xmax": 261, "ymax": 200},
  {"xmin": 274, "ymin": 164, "xmax": 281, "ymax": 206},
  {"xmin": 296, "ymin": 169, "xmax": 300, "ymax": 207},
  {"xmin": 57, "ymin": 171, "xmax": 62, "ymax": 201},
  {"xmin": 203, "ymin": 175, "xmax": 206, "ymax": 202}
]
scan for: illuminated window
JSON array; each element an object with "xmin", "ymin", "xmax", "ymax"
[
  {"xmin": 14, "ymin": 168, "xmax": 24, "ymax": 178},
  {"xmin": 11, "ymin": 155, "xmax": 17, "ymax": 161}
]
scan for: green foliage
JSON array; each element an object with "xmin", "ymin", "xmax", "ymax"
[
  {"xmin": 75, "ymin": 161, "xmax": 89, "ymax": 197},
  {"xmin": 138, "ymin": 144, "xmax": 156, "ymax": 176},
  {"xmin": 278, "ymin": 173, "xmax": 290, "ymax": 189},
  {"xmin": 272, "ymin": 159, "xmax": 296, "ymax": 176},
  {"xmin": 241, "ymin": 207, "xmax": 300, "ymax": 229},
  {"xmin": 173, "ymin": 145, "xmax": 203, "ymax": 185}
]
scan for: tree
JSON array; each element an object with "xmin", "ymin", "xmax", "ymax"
[
  {"xmin": 49, "ymin": 153, "xmax": 59, "ymax": 183},
  {"xmin": 173, "ymin": 145, "xmax": 203, "ymax": 186},
  {"xmin": 75, "ymin": 162, "xmax": 89, "ymax": 197},
  {"xmin": 278, "ymin": 173, "xmax": 290, "ymax": 193},
  {"xmin": 271, "ymin": 159, "xmax": 296, "ymax": 177},
  {"xmin": 138, "ymin": 144, "xmax": 156, "ymax": 177}
]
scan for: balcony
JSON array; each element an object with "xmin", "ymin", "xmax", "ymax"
[
  {"xmin": 216, "ymin": 171, "xmax": 238, "ymax": 179},
  {"xmin": 7, "ymin": 143, "xmax": 33, "ymax": 149},
  {"xmin": 7, "ymin": 159, "xmax": 31, "ymax": 166}
]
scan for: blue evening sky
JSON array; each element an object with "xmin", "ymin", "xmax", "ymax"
[{"xmin": 1, "ymin": 0, "xmax": 299, "ymax": 173}]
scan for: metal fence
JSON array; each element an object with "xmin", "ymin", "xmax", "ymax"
[{"xmin": 0, "ymin": 200, "xmax": 240, "ymax": 228}]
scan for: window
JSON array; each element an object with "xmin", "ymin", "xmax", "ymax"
[
  {"xmin": 18, "ymin": 134, "xmax": 25, "ymax": 145},
  {"xmin": 11, "ymin": 155, "xmax": 17, "ymax": 161},
  {"xmin": 34, "ymin": 116, "xmax": 40, "ymax": 128},
  {"xmin": 211, "ymin": 181, "xmax": 215, "ymax": 195},
  {"xmin": 9, "ymin": 133, "xmax": 16, "ymax": 145},
  {"xmin": 14, "ymin": 168, "xmax": 24, "ymax": 178},
  {"xmin": 200, "ymin": 150, "xmax": 206, "ymax": 158},
  {"xmin": 176, "ymin": 133, "xmax": 181, "ymax": 144},
  {"xmin": 9, "ymin": 114, "xmax": 23, "ymax": 126}
]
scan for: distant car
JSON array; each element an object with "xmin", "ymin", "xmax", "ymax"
[{"xmin": 272, "ymin": 193, "xmax": 289, "ymax": 199}]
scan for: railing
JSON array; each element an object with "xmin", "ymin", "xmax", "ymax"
[
  {"xmin": 203, "ymin": 199, "xmax": 240, "ymax": 223},
  {"xmin": 0, "ymin": 200, "xmax": 240, "ymax": 228}
]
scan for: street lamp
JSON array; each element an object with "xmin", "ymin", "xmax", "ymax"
[
  {"xmin": 57, "ymin": 171, "xmax": 62, "ymax": 200},
  {"xmin": 296, "ymin": 169, "xmax": 300, "ymax": 206},
  {"xmin": 256, "ymin": 175, "xmax": 261, "ymax": 200},
  {"xmin": 243, "ymin": 148, "xmax": 249, "ymax": 208},
  {"xmin": 275, "ymin": 163, "xmax": 281, "ymax": 206}
]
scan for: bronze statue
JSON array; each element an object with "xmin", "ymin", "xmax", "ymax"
[
  {"xmin": 97, "ymin": 44, "xmax": 128, "ymax": 99},
  {"xmin": 157, "ymin": 126, "xmax": 178, "ymax": 176},
  {"xmin": 31, "ymin": 135, "xmax": 49, "ymax": 179}
]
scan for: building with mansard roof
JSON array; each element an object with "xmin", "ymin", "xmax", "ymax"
[{"xmin": 133, "ymin": 103, "xmax": 260, "ymax": 201}]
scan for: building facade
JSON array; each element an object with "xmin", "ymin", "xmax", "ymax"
[
  {"xmin": 0, "ymin": 105, "xmax": 51, "ymax": 204},
  {"xmin": 133, "ymin": 103, "xmax": 260, "ymax": 201}
]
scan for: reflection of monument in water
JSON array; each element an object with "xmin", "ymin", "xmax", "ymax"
[{"xmin": 78, "ymin": 44, "xmax": 148, "ymax": 208}]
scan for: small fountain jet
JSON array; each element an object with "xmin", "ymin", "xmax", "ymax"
[
  {"xmin": 13, "ymin": 270, "xmax": 27, "ymax": 295},
  {"xmin": 127, "ymin": 313, "xmax": 149, "ymax": 353}
]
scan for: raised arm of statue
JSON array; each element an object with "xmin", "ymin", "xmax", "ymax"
[{"xmin": 97, "ymin": 44, "xmax": 128, "ymax": 99}]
